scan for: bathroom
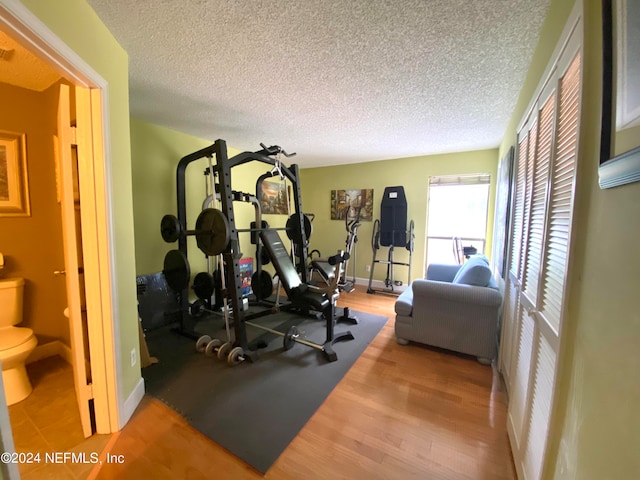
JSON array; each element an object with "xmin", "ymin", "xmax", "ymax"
[{"xmin": 0, "ymin": 41, "xmax": 89, "ymax": 464}]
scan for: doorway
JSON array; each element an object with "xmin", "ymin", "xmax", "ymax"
[{"xmin": 0, "ymin": 3, "xmax": 119, "ymax": 465}]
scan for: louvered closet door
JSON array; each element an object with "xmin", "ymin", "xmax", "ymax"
[
  {"xmin": 499, "ymin": 132, "xmax": 529, "ymax": 390},
  {"xmin": 503, "ymin": 18, "xmax": 581, "ymax": 480}
]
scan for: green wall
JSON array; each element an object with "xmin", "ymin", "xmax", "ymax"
[
  {"xmin": 499, "ymin": 0, "xmax": 640, "ymax": 477},
  {"xmin": 18, "ymin": 0, "xmax": 141, "ymax": 412},
  {"xmin": 300, "ymin": 150, "xmax": 498, "ymax": 284},
  {"xmin": 130, "ymin": 118, "xmax": 288, "ymax": 284}
]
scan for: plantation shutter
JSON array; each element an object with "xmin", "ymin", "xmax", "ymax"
[{"xmin": 499, "ymin": 8, "xmax": 581, "ymax": 480}]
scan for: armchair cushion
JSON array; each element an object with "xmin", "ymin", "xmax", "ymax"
[{"xmin": 452, "ymin": 255, "xmax": 492, "ymax": 287}]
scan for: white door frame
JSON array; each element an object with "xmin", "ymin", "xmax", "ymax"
[{"xmin": 0, "ymin": 0, "xmax": 121, "ymax": 433}]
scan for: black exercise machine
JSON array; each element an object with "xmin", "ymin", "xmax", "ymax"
[
  {"xmin": 160, "ymin": 139, "xmax": 354, "ymax": 363},
  {"xmin": 259, "ymin": 228, "xmax": 354, "ymax": 361},
  {"xmin": 367, "ymin": 186, "xmax": 415, "ymax": 295}
]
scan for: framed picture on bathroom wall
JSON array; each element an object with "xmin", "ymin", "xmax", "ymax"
[{"xmin": 0, "ymin": 130, "xmax": 30, "ymax": 217}]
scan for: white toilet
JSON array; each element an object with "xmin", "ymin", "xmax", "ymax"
[{"xmin": 0, "ymin": 277, "xmax": 38, "ymax": 405}]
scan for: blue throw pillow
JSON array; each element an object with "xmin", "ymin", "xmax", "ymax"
[{"xmin": 452, "ymin": 255, "xmax": 492, "ymax": 286}]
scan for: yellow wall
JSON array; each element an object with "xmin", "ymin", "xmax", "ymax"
[
  {"xmin": 130, "ymin": 118, "xmax": 288, "ymax": 284},
  {"xmin": 499, "ymin": 0, "xmax": 640, "ymax": 477},
  {"xmin": 19, "ymin": 0, "xmax": 141, "ymax": 404},
  {"xmin": 550, "ymin": 1, "xmax": 640, "ymax": 477},
  {"xmin": 300, "ymin": 150, "xmax": 498, "ymax": 284},
  {"xmin": 0, "ymin": 82, "xmax": 69, "ymax": 345}
]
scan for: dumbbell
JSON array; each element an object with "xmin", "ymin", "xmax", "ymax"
[{"xmin": 195, "ymin": 334, "xmax": 245, "ymax": 366}]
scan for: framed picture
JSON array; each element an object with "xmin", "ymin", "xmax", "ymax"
[
  {"xmin": 260, "ymin": 180, "xmax": 289, "ymax": 214},
  {"xmin": 599, "ymin": 0, "xmax": 640, "ymax": 189},
  {"xmin": 330, "ymin": 189, "xmax": 373, "ymax": 221},
  {"xmin": 0, "ymin": 131, "xmax": 30, "ymax": 216}
]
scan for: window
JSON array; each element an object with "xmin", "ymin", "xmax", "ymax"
[{"xmin": 425, "ymin": 174, "xmax": 490, "ymax": 268}]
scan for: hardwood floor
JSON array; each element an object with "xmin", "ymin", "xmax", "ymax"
[{"xmin": 93, "ymin": 286, "xmax": 515, "ymax": 480}]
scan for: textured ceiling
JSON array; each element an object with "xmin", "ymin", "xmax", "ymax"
[
  {"xmin": 87, "ymin": 0, "xmax": 551, "ymax": 167},
  {"xmin": 0, "ymin": 30, "xmax": 60, "ymax": 91}
]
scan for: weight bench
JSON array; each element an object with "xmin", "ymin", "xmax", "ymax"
[{"xmin": 259, "ymin": 228, "xmax": 354, "ymax": 361}]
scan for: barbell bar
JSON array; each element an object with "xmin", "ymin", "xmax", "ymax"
[
  {"xmin": 190, "ymin": 300, "xmax": 324, "ymax": 353},
  {"xmin": 161, "ymin": 209, "xmax": 312, "ymax": 256}
]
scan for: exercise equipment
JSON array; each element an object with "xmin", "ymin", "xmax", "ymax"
[
  {"xmin": 259, "ymin": 228, "xmax": 354, "ymax": 361},
  {"xmin": 367, "ymin": 186, "xmax": 415, "ymax": 295},
  {"xmin": 452, "ymin": 236, "xmax": 478, "ymax": 264},
  {"xmin": 308, "ymin": 208, "xmax": 361, "ymax": 294},
  {"xmin": 192, "ymin": 299, "xmax": 340, "ymax": 361},
  {"xmin": 161, "ymin": 139, "xmax": 351, "ymax": 363},
  {"xmin": 340, "ymin": 208, "xmax": 362, "ymax": 291},
  {"xmin": 161, "ymin": 209, "xmax": 313, "ymax": 257}
]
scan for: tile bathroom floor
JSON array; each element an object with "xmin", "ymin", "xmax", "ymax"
[{"xmin": 7, "ymin": 356, "xmax": 111, "ymax": 479}]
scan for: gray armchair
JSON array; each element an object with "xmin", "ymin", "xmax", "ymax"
[{"xmin": 394, "ymin": 255, "xmax": 502, "ymax": 364}]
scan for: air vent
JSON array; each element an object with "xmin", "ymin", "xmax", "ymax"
[{"xmin": 0, "ymin": 48, "xmax": 14, "ymax": 61}]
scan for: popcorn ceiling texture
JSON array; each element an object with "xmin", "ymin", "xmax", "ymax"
[
  {"xmin": 0, "ymin": 30, "xmax": 61, "ymax": 91},
  {"xmin": 87, "ymin": 0, "xmax": 551, "ymax": 167}
]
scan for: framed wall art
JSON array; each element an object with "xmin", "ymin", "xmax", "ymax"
[
  {"xmin": 0, "ymin": 131, "xmax": 30, "ymax": 217},
  {"xmin": 599, "ymin": 0, "xmax": 640, "ymax": 189},
  {"xmin": 330, "ymin": 189, "xmax": 373, "ymax": 221},
  {"xmin": 260, "ymin": 179, "xmax": 290, "ymax": 214}
]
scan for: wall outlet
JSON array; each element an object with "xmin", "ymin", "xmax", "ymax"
[
  {"xmin": 130, "ymin": 348, "xmax": 137, "ymax": 367},
  {"xmin": 365, "ymin": 265, "xmax": 371, "ymax": 272}
]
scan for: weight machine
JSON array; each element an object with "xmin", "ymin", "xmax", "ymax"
[
  {"xmin": 160, "ymin": 139, "xmax": 353, "ymax": 363},
  {"xmin": 367, "ymin": 186, "xmax": 415, "ymax": 295}
]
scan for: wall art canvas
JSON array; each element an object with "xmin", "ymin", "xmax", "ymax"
[
  {"xmin": 0, "ymin": 131, "xmax": 30, "ymax": 217},
  {"xmin": 330, "ymin": 189, "xmax": 373, "ymax": 221},
  {"xmin": 260, "ymin": 180, "xmax": 289, "ymax": 215}
]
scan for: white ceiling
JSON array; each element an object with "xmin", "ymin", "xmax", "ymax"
[
  {"xmin": 87, "ymin": 0, "xmax": 551, "ymax": 168},
  {"xmin": 0, "ymin": 30, "xmax": 60, "ymax": 91}
]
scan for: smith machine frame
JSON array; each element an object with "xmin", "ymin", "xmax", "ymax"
[{"xmin": 174, "ymin": 139, "xmax": 308, "ymax": 361}]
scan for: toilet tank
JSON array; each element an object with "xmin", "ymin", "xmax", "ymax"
[{"xmin": 0, "ymin": 277, "xmax": 24, "ymax": 327}]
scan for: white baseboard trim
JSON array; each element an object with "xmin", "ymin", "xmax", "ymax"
[
  {"xmin": 354, "ymin": 276, "xmax": 409, "ymax": 293},
  {"xmin": 120, "ymin": 377, "xmax": 145, "ymax": 429},
  {"xmin": 27, "ymin": 340, "xmax": 73, "ymax": 365}
]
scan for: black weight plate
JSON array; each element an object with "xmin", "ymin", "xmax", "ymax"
[
  {"xmin": 160, "ymin": 214, "xmax": 181, "ymax": 243},
  {"xmin": 251, "ymin": 270, "xmax": 273, "ymax": 300},
  {"xmin": 259, "ymin": 247, "xmax": 271, "ymax": 266},
  {"xmin": 195, "ymin": 208, "xmax": 230, "ymax": 256},
  {"xmin": 193, "ymin": 272, "xmax": 214, "ymax": 300},
  {"xmin": 190, "ymin": 299, "xmax": 206, "ymax": 317},
  {"xmin": 163, "ymin": 249, "xmax": 190, "ymax": 291},
  {"xmin": 286, "ymin": 213, "xmax": 312, "ymax": 243},
  {"xmin": 283, "ymin": 325, "xmax": 299, "ymax": 351}
]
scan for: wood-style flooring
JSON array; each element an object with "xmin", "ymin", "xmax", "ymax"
[
  {"xmin": 7, "ymin": 286, "xmax": 515, "ymax": 479},
  {"xmin": 96, "ymin": 286, "xmax": 515, "ymax": 479}
]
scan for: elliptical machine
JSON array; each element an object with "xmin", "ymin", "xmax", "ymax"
[{"xmin": 339, "ymin": 207, "xmax": 362, "ymax": 292}]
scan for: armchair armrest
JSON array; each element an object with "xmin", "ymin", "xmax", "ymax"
[
  {"xmin": 426, "ymin": 263, "xmax": 462, "ymax": 282},
  {"xmin": 411, "ymin": 278, "xmax": 502, "ymax": 308}
]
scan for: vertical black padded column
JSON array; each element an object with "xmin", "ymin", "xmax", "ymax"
[{"xmin": 379, "ymin": 186, "xmax": 408, "ymax": 247}]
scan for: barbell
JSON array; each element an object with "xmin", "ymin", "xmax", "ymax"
[
  {"xmin": 160, "ymin": 209, "xmax": 312, "ymax": 256},
  {"xmin": 190, "ymin": 300, "xmax": 325, "ymax": 354}
]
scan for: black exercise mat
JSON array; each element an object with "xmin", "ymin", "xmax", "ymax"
[{"xmin": 142, "ymin": 309, "xmax": 388, "ymax": 473}]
